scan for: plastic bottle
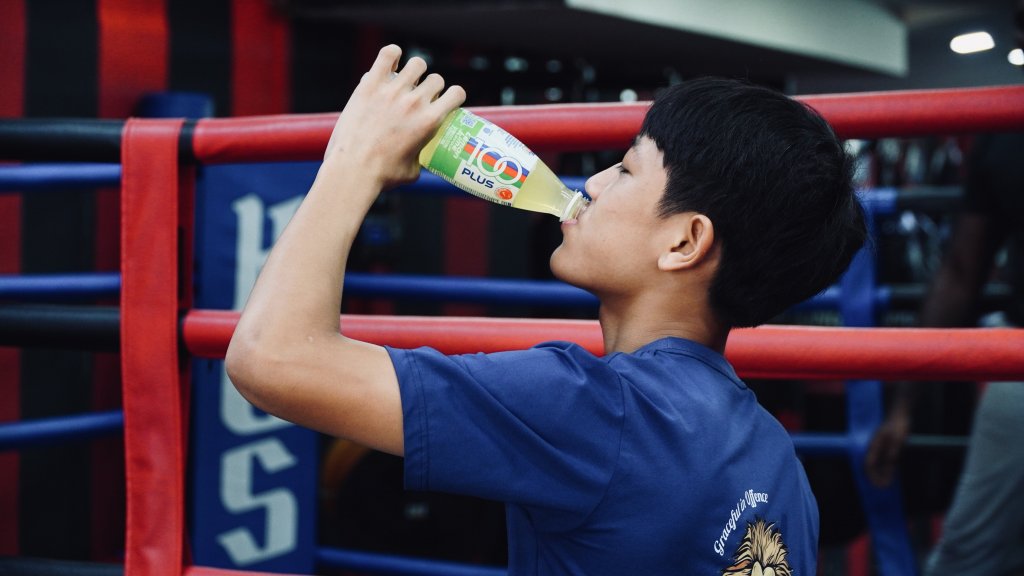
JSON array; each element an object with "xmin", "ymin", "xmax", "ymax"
[{"xmin": 419, "ymin": 108, "xmax": 589, "ymax": 221}]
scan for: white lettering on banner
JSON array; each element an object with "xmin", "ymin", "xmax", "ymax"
[
  {"xmin": 231, "ymin": 194, "xmax": 303, "ymax": 308},
  {"xmin": 217, "ymin": 439, "xmax": 299, "ymax": 565},
  {"xmin": 712, "ymin": 489, "xmax": 770, "ymax": 556},
  {"xmin": 216, "ymin": 193, "xmax": 305, "ymax": 566},
  {"xmin": 224, "ymin": 194, "xmax": 302, "ymax": 435}
]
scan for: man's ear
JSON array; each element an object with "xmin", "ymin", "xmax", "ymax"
[{"xmin": 657, "ymin": 213, "xmax": 715, "ymax": 271}]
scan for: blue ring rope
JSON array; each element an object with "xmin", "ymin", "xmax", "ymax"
[
  {"xmin": 0, "ymin": 163, "xmax": 121, "ymax": 192},
  {"xmin": 0, "ymin": 272, "xmax": 120, "ymax": 300},
  {"xmin": 0, "ymin": 410, "xmax": 124, "ymax": 451},
  {"xmin": 0, "ymin": 270, "xmax": 882, "ymax": 311}
]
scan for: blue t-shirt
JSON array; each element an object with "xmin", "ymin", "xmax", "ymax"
[{"xmin": 387, "ymin": 337, "xmax": 819, "ymax": 575}]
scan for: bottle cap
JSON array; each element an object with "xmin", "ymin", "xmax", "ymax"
[{"xmin": 559, "ymin": 190, "xmax": 589, "ymax": 222}]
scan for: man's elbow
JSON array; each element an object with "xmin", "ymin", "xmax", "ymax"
[{"xmin": 225, "ymin": 332, "xmax": 280, "ymax": 412}]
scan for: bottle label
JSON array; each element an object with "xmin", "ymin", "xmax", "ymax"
[{"xmin": 424, "ymin": 109, "xmax": 538, "ymax": 206}]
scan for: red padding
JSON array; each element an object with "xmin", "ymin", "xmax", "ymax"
[
  {"xmin": 121, "ymin": 119, "xmax": 185, "ymax": 576},
  {"xmin": 98, "ymin": 0, "xmax": 169, "ymax": 118},
  {"xmin": 0, "ymin": 0, "xmax": 25, "ymax": 119},
  {"xmin": 231, "ymin": 0, "xmax": 290, "ymax": 116},
  {"xmin": 183, "ymin": 310, "xmax": 1024, "ymax": 382},
  {"xmin": 189, "ymin": 86, "xmax": 1024, "ymax": 164},
  {"xmin": 0, "ymin": 0, "xmax": 25, "ymax": 556}
]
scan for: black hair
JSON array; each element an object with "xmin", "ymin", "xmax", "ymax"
[{"xmin": 639, "ymin": 78, "xmax": 867, "ymax": 328}]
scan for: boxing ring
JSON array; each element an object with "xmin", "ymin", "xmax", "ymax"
[{"xmin": 1, "ymin": 84, "xmax": 1023, "ymax": 576}]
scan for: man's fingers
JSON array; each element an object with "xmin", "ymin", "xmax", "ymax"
[
  {"xmin": 396, "ymin": 56, "xmax": 428, "ymax": 87},
  {"xmin": 414, "ymin": 73, "xmax": 445, "ymax": 101},
  {"xmin": 434, "ymin": 84, "xmax": 467, "ymax": 113},
  {"xmin": 368, "ymin": 44, "xmax": 402, "ymax": 82}
]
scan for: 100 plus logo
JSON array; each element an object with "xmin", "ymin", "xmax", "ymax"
[{"xmin": 459, "ymin": 137, "xmax": 530, "ymax": 198}]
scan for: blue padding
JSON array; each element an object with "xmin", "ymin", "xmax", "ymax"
[
  {"xmin": 316, "ymin": 547, "xmax": 507, "ymax": 576},
  {"xmin": 847, "ymin": 380, "xmax": 918, "ymax": 575},
  {"xmin": 137, "ymin": 92, "xmax": 214, "ymax": 119},
  {"xmin": 858, "ymin": 187, "xmax": 899, "ymax": 216},
  {"xmin": 0, "ymin": 272, "xmax": 120, "ymax": 301},
  {"xmin": 0, "ymin": 410, "xmax": 123, "ymax": 451},
  {"xmin": 790, "ymin": 432, "xmax": 849, "ymax": 456},
  {"xmin": 561, "ymin": 175, "xmax": 587, "ymax": 193},
  {"xmin": 791, "ymin": 286, "xmax": 840, "ymax": 311},
  {"xmin": 0, "ymin": 163, "xmax": 121, "ymax": 192},
  {"xmin": 840, "ymin": 206, "xmax": 918, "ymax": 575}
]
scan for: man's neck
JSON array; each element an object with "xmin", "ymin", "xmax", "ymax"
[{"xmin": 597, "ymin": 293, "xmax": 728, "ymax": 355}]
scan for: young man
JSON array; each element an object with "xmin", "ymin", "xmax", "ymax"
[{"xmin": 227, "ymin": 45, "xmax": 866, "ymax": 574}]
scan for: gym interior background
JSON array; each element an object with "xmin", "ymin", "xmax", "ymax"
[{"xmin": 0, "ymin": 0, "xmax": 1021, "ymax": 573}]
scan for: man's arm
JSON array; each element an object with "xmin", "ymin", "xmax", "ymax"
[
  {"xmin": 865, "ymin": 211, "xmax": 1005, "ymax": 486},
  {"xmin": 918, "ymin": 213, "xmax": 1004, "ymax": 327},
  {"xmin": 224, "ymin": 45, "xmax": 465, "ymax": 456}
]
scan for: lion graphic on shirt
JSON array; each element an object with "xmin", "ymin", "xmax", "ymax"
[{"xmin": 721, "ymin": 518, "xmax": 792, "ymax": 576}]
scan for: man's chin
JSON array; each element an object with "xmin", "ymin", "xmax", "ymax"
[
  {"xmin": 548, "ymin": 246, "xmax": 569, "ymax": 282},
  {"xmin": 549, "ymin": 249, "xmax": 593, "ymax": 293}
]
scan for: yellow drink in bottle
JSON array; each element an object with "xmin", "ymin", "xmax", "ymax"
[{"xmin": 419, "ymin": 109, "xmax": 588, "ymax": 221}]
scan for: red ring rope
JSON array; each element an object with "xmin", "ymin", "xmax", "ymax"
[
  {"xmin": 183, "ymin": 310, "xmax": 1024, "ymax": 382},
  {"xmin": 189, "ymin": 85, "xmax": 1024, "ymax": 164}
]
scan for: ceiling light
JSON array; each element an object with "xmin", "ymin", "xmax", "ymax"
[
  {"xmin": 950, "ymin": 31, "xmax": 995, "ymax": 54},
  {"xmin": 1010, "ymin": 48, "xmax": 1024, "ymax": 66}
]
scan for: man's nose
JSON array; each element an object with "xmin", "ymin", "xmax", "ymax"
[{"xmin": 584, "ymin": 165, "xmax": 615, "ymax": 200}]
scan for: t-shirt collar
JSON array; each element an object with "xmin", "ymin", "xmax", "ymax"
[{"xmin": 632, "ymin": 336, "xmax": 742, "ymax": 386}]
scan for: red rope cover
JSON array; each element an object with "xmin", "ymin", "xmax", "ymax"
[
  {"xmin": 121, "ymin": 119, "xmax": 186, "ymax": 576},
  {"xmin": 190, "ymin": 85, "xmax": 1024, "ymax": 164},
  {"xmin": 801, "ymin": 85, "xmax": 1024, "ymax": 140},
  {"xmin": 184, "ymin": 310, "xmax": 1024, "ymax": 382}
]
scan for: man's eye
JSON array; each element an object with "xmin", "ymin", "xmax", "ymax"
[{"xmin": 616, "ymin": 163, "xmax": 629, "ymax": 175}]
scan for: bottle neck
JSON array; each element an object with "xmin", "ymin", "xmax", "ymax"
[{"xmin": 559, "ymin": 190, "xmax": 590, "ymax": 222}]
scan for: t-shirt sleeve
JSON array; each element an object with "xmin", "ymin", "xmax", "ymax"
[{"xmin": 387, "ymin": 342, "xmax": 624, "ymax": 529}]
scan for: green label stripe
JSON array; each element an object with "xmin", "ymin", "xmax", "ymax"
[{"xmin": 427, "ymin": 109, "xmax": 481, "ymax": 179}]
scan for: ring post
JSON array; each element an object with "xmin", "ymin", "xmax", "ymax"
[
  {"xmin": 841, "ymin": 209, "xmax": 917, "ymax": 575},
  {"xmin": 120, "ymin": 118, "xmax": 187, "ymax": 576}
]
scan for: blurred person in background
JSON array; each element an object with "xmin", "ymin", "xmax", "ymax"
[{"xmin": 866, "ymin": 5, "xmax": 1024, "ymax": 574}]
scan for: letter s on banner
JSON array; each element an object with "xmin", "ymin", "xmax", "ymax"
[{"xmin": 217, "ymin": 438, "xmax": 299, "ymax": 565}]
